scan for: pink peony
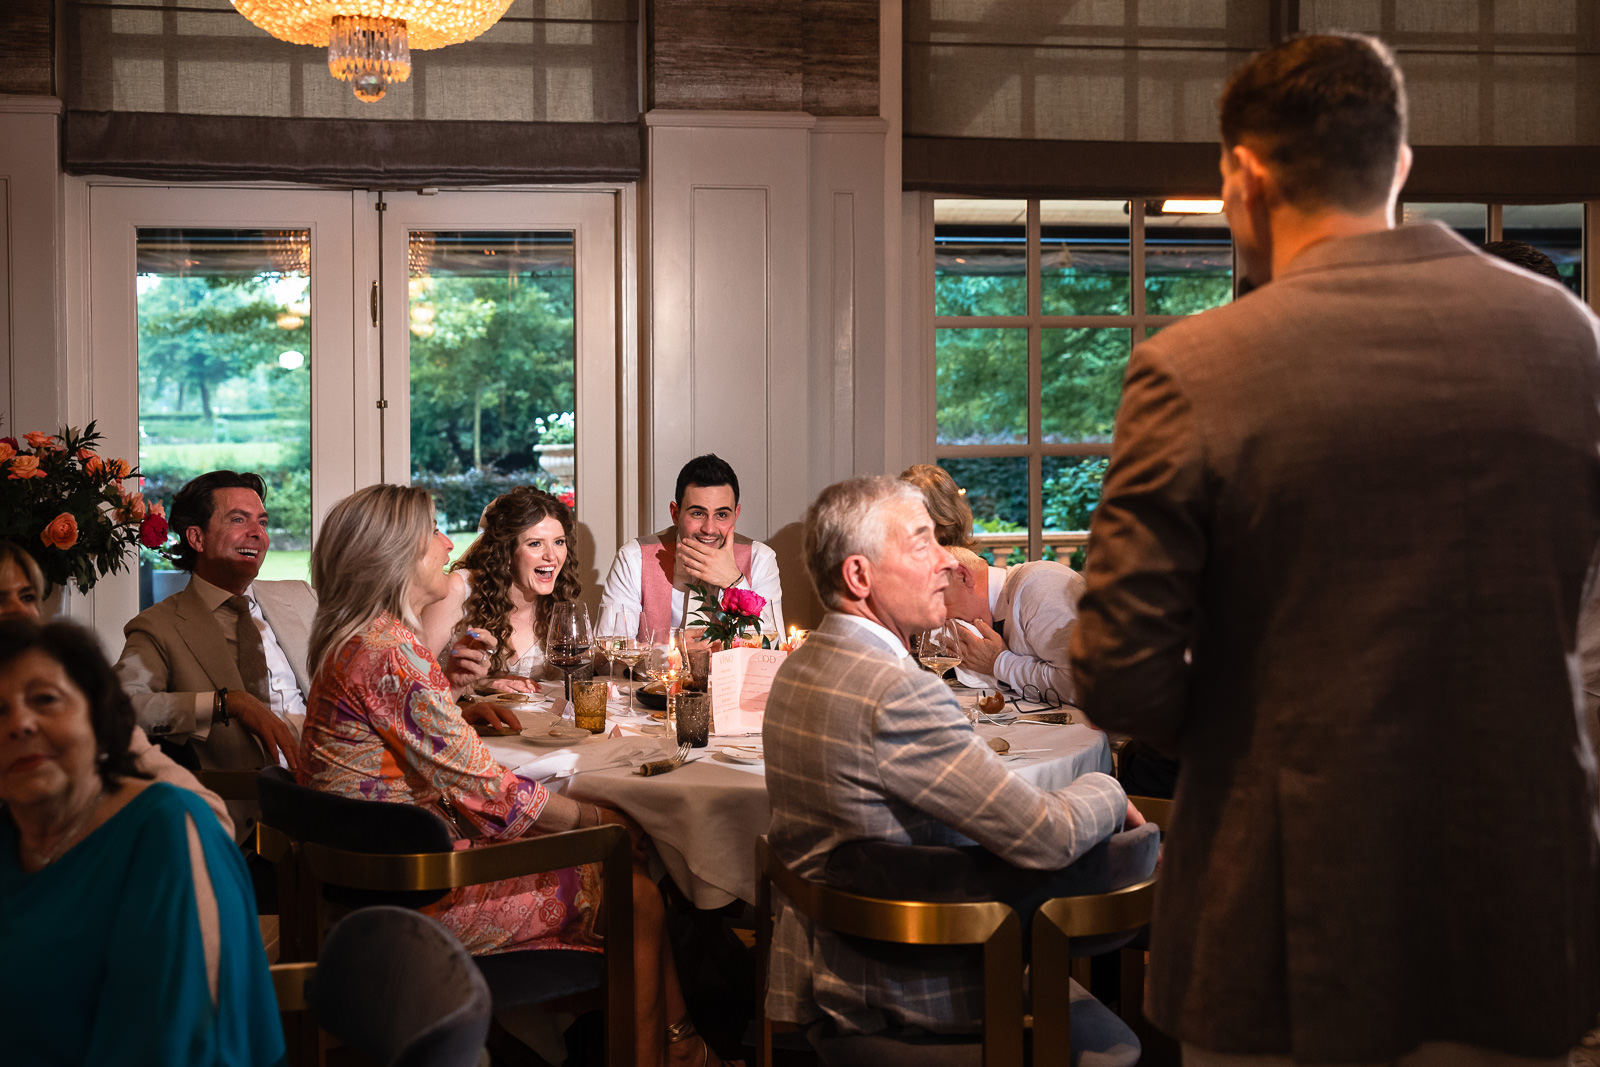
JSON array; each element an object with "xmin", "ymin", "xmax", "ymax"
[
  {"xmin": 139, "ymin": 513, "xmax": 169, "ymax": 549},
  {"xmin": 7, "ymin": 455, "xmax": 45, "ymax": 479},
  {"xmin": 719, "ymin": 586, "xmax": 767, "ymax": 619},
  {"xmin": 41, "ymin": 512, "xmax": 79, "ymax": 550}
]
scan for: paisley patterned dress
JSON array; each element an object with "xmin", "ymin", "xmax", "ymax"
[{"xmin": 299, "ymin": 613, "xmax": 600, "ymax": 955}]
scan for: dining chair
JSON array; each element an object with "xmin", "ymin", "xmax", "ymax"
[
  {"xmin": 254, "ymin": 767, "xmax": 634, "ymax": 1067},
  {"xmin": 196, "ymin": 767, "xmax": 279, "ymax": 918},
  {"xmin": 754, "ymin": 835, "xmax": 1025, "ymax": 1067},
  {"xmin": 271, "ymin": 906, "xmax": 492, "ymax": 1067},
  {"xmin": 1126, "ymin": 794, "xmax": 1173, "ymax": 831},
  {"xmin": 1031, "ymin": 876, "xmax": 1156, "ymax": 1067}
]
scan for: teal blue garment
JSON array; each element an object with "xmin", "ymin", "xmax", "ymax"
[{"xmin": 0, "ymin": 782, "xmax": 286, "ymax": 1066}]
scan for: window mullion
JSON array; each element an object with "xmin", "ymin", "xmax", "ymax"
[{"xmin": 1028, "ymin": 199, "xmax": 1044, "ymax": 561}]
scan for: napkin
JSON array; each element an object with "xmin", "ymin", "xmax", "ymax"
[{"xmin": 512, "ymin": 737, "xmax": 672, "ymax": 782}]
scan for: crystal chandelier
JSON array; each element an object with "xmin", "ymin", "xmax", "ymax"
[{"xmin": 231, "ymin": 1, "xmax": 516, "ymax": 103}]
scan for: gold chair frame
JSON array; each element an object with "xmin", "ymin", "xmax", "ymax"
[
  {"xmin": 754, "ymin": 835, "xmax": 1025, "ymax": 1067},
  {"xmin": 1030, "ymin": 877, "xmax": 1157, "ymax": 1065},
  {"xmin": 258, "ymin": 816, "xmax": 635, "ymax": 1067}
]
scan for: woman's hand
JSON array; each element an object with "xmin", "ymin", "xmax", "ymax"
[
  {"xmin": 485, "ymin": 675, "xmax": 541, "ymax": 694},
  {"xmin": 460, "ymin": 700, "xmax": 523, "ymax": 731},
  {"xmin": 443, "ymin": 628, "xmax": 496, "ymax": 694}
]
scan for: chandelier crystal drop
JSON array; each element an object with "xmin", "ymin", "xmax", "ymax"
[{"xmin": 231, "ymin": 1, "xmax": 516, "ymax": 102}]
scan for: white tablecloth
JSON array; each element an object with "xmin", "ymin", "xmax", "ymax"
[{"xmin": 480, "ymin": 694, "xmax": 1111, "ymax": 909}]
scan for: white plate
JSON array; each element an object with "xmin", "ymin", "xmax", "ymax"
[
  {"xmin": 521, "ymin": 726, "xmax": 593, "ymax": 746},
  {"xmin": 719, "ymin": 745, "xmax": 764, "ymax": 764},
  {"xmin": 488, "ymin": 691, "xmax": 543, "ymax": 705}
]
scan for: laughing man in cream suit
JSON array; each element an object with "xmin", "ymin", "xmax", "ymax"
[{"xmin": 116, "ymin": 471, "xmax": 312, "ymax": 781}]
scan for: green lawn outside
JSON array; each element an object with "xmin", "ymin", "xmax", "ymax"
[
  {"xmin": 141, "ymin": 441, "xmax": 285, "ymax": 469},
  {"xmin": 254, "ymin": 533, "xmax": 479, "ymax": 585}
]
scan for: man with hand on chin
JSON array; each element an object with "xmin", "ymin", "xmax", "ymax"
[
  {"xmin": 115, "ymin": 471, "xmax": 314, "ymax": 785},
  {"xmin": 941, "ymin": 546, "xmax": 1083, "ymax": 704},
  {"xmin": 597, "ymin": 453, "xmax": 784, "ymax": 638}
]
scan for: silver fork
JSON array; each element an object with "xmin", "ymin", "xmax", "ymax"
[{"xmin": 673, "ymin": 741, "xmax": 692, "ymax": 764}]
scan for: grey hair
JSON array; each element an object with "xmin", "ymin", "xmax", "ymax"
[
  {"xmin": 308, "ymin": 483, "xmax": 436, "ymax": 681},
  {"xmin": 803, "ymin": 476, "xmax": 926, "ymax": 610}
]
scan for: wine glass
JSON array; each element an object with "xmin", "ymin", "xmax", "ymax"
[
  {"xmin": 916, "ymin": 620, "xmax": 963, "ymax": 677},
  {"xmin": 545, "ymin": 601, "xmax": 593, "ymax": 703},
  {"xmin": 609, "ymin": 632, "xmax": 650, "ymax": 718}
]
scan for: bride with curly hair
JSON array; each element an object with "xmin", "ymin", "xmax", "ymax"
[{"xmin": 419, "ymin": 486, "xmax": 581, "ymax": 698}]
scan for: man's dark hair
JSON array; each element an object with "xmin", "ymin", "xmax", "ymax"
[
  {"xmin": 164, "ymin": 470, "xmax": 267, "ymax": 572},
  {"xmin": 1220, "ymin": 32, "xmax": 1407, "ymax": 213},
  {"xmin": 1482, "ymin": 240, "xmax": 1563, "ymax": 283},
  {"xmin": 674, "ymin": 454, "xmax": 740, "ymax": 506}
]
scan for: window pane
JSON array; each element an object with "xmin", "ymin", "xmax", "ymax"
[
  {"xmin": 936, "ymin": 327, "xmax": 1028, "ymax": 445},
  {"xmin": 1401, "ymin": 203, "xmax": 1486, "ymax": 244},
  {"xmin": 407, "ymin": 231, "xmax": 577, "ymax": 534},
  {"xmin": 1041, "ymin": 328, "xmax": 1130, "ymax": 443},
  {"xmin": 1041, "ymin": 200, "xmax": 1129, "ymax": 316},
  {"xmin": 1501, "ymin": 203, "xmax": 1583, "ymax": 296},
  {"xmin": 935, "ymin": 198, "xmax": 1027, "ymax": 316},
  {"xmin": 136, "ymin": 228, "xmax": 313, "ymax": 603},
  {"xmin": 1146, "ymin": 209, "xmax": 1233, "ymax": 315},
  {"xmin": 1043, "ymin": 455, "xmax": 1109, "ymax": 535},
  {"xmin": 937, "ymin": 456, "xmax": 1029, "ymax": 565}
]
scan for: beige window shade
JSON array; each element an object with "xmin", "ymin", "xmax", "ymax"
[
  {"xmin": 64, "ymin": 0, "xmax": 641, "ymax": 184},
  {"xmin": 905, "ymin": 0, "xmax": 1600, "ymax": 201}
]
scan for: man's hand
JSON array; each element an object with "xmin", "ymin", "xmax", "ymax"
[
  {"xmin": 956, "ymin": 617, "xmax": 1007, "ymax": 675},
  {"xmin": 676, "ymin": 535, "xmax": 743, "ymax": 590},
  {"xmin": 443, "ymin": 628, "xmax": 497, "ymax": 694},
  {"xmin": 228, "ymin": 691, "xmax": 300, "ymax": 771},
  {"xmin": 1124, "ymin": 798, "xmax": 1147, "ymax": 829},
  {"xmin": 460, "ymin": 700, "xmax": 523, "ymax": 731}
]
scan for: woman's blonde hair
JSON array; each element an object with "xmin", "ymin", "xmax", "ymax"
[
  {"xmin": 308, "ymin": 484, "xmax": 436, "ymax": 680},
  {"xmin": 899, "ymin": 464, "xmax": 976, "ymax": 549},
  {"xmin": 0, "ymin": 541, "xmax": 45, "ymax": 601}
]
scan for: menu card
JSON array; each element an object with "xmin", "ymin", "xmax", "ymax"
[{"xmin": 710, "ymin": 646, "xmax": 788, "ymax": 734}]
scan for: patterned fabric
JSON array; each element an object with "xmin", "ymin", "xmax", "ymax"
[
  {"xmin": 301, "ymin": 613, "xmax": 600, "ymax": 955},
  {"xmin": 762, "ymin": 612, "xmax": 1129, "ymax": 1035}
]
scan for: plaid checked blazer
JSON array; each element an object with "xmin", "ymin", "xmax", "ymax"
[{"xmin": 762, "ymin": 612, "xmax": 1128, "ymax": 1035}]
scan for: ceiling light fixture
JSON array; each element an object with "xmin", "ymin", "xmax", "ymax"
[
  {"xmin": 231, "ymin": 1, "xmax": 515, "ymax": 102},
  {"xmin": 1160, "ymin": 199, "xmax": 1225, "ymax": 215}
]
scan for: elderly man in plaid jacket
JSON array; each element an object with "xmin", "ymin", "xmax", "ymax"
[{"xmin": 762, "ymin": 475, "xmax": 1140, "ymax": 1037}]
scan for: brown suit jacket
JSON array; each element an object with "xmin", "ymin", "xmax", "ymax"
[
  {"xmin": 1071, "ymin": 223, "xmax": 1600, "ymax": 1060},
  {"xmin": 116, "ymin": 576, "xmax": 316, "ymax": 772}
]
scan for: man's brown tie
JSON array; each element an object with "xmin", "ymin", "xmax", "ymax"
[{"xmin": 227, "ymin": 594, "xmax": 271, "ymax": 706}]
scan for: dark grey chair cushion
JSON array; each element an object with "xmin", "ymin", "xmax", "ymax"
[{"xmin": 309, "ymin": 906, "xmax": 491, "ymax": 1067}]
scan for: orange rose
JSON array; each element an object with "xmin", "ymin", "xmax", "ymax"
[
  {"xmin": 6, "ymin": 455, "xmax": 45, "ymax": 479},
  {"xmin": 148, "ymin": 500, "xmax": 166, "ymax": 519},
  {"xmin": 0, "ymin": 442, "xmax": 14, "ymax": 464},
  {"xmin": 117, "ymin": 491, "xmax": 148, "ymax": 522},
  {"xmin": 109, "ymin": 457, "xmax": 132, "ymax": 479},
  {"xmin": 24, "ymin": 431, "xmax": 57, "ymax": 449},
  {"xmin": 41, "ymin": 512, "xmax": 79, "ymax": 550},
  {"xmin": 85, "ymin": 455, "xmax": 106, "ymax": 478},
  {"xmin": 76, "ymin": 448, "xmax": 95, "ymax": 462}
]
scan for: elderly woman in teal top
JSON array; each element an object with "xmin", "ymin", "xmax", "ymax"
[{"xmin": 0, "ymin": 619, "xmax": 284, "ymax": 1066}]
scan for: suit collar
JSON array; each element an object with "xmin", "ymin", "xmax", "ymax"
[{"xmin": 1280, "ymin": 221, "xmax": 1474, "ymax": 281}]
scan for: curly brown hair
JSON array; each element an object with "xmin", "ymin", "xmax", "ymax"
[{"xmin": 451, "ymin": 487, "xmax": 580, "ymax": 674}]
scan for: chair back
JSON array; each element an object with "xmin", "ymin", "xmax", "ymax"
[
  {"xmin": 1127, "ymin": 794, "xmax": 1173, "ymax": 830},
  {"xmin": 272, "ymin": 906, "xmax": 492, "ymax": 1067},
  {"xmin": 257, "ymin": 765, "xmax": 455, "ymax": 910},
  {"xmin": 755, "ymin": 836, "xmax": 1024, "ymax": 1067}
]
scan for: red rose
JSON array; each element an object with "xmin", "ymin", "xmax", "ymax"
[
  {"xmin": 559, "ymin": 490, "xmax": 575, "ymax": 509},
  {"xmin": 139, "ymin": 513, "xmax": 169, "ymax": 549},
  {"xmin": 41, "ymin": 512, "xmax": 79, "ymax": 550},
  {"xmin": 719, "ymin": 587, "xmax": 767, "ymax": 619},
  {"xmin": 0, "ymin": 436, "xmax": 16, "ymax": 449}
]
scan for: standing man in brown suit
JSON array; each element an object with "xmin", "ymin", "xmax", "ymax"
[{"xmin": 1071, "ymin": 32, "xmax": 1600, "ymax": 1067}]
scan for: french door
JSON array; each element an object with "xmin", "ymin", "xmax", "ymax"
[{"xmin": 86, "ymin": 184, "xmax": 622, "ymax": 642}]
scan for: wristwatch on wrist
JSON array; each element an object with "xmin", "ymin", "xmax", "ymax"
[{"xmin": 213, "ymin": 687, "xmax": 230, "ymax": 727}]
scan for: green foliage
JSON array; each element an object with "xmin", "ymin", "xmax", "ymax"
[
  {"xmin": 412, "ymin": 467, "xmax": 555, "ymax": 534},
  {"xmin": 1145, "ymin": 271, "xmax": 1233, "ymax": 316},
  {"xmin": 408, "ymin": 272, "xmax": 575, "ymax": 474},
  {"xmin": 935, "ymin": 269, "xmax": 1025, "ymax": 317},
  {"xmin": 139, "ymin": 275, "xmax": 304, "ymax": 421},
  {"xmin": 1042, "ymin": 457, "xmax": 1109, "ymax": 532}
]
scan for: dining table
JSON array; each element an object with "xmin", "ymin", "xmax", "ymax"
[{"xmin": 478, "ymin": 683, "xmax": 1112, "ymax": 910}]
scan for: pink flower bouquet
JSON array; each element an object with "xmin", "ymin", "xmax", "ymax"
[{"xmin": 688, "ymin": 582, "xmax": 771, "ymax": 649}]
